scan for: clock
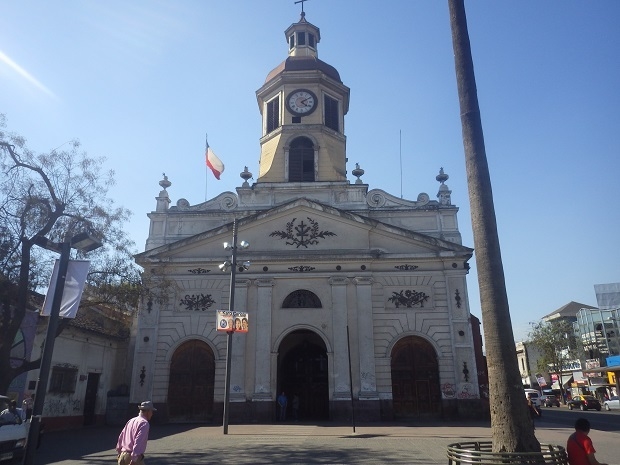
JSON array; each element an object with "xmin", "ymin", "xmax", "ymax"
[{"xmin": 286, "ymin": 89, "xmax": 317, "ymax": 116}]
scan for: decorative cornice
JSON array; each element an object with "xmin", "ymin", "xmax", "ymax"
[
  {"xmin": 288, "ymin": 265, "xmax": 316, "ymax": 272},
  {"xmin": 367, "ymin": 189, "xmax": 431, "ymax": 208},
  {"xmin": 172, "ymin": 191, "xmax": 239, "ymax": 212},
  {"xmin": 188, "ymin": 267, "xmax": 210, "ymax": 274},
  {"xmin": 394, "ymin": 264, "xmax": 418, "ymax": 271}
]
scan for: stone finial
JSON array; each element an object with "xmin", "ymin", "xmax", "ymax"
[
  {"xmin": 159, "ymin": 173, "xmax": 171, "ymax": 190},
  {"xmin": 436, "ymin": 167, "xmax": 452, "ymax": 206},
  {"xmin": 240, "ymin": 166, "xmax": 253, "ymax": 187},
  {"xmin": 352, "ymin": 163, "xmax": 365, "ymax": 184},
  {"xmin": 156, "ymin": 173, "xmax": 171, "ymax": 212},
  {"xmin": 436, "ymin": 167, "xmax": 449, "ymax": 185}
]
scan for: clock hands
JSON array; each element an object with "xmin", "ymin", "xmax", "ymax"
[{"xmin": 294, "ymin": 96, "xmax": 312, "ymax": 108}]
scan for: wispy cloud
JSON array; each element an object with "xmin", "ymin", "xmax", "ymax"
[{"xmin": 0, "ymin": 50, "xmax": 58, "ymax": 100}]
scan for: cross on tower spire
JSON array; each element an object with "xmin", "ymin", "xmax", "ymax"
[{"xmin": 294, "ymin": 0, "xmax": 309, "ymax": 17}]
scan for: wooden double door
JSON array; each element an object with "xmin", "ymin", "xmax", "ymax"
[
  {"xmin": 391, "ymin": 336, "xmax": 441, "ymax": 418},
  {"xmin": 167, "ymin": 340, "xmax": 215, "ymax": 422}
]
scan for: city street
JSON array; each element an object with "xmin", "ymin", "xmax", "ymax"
[{"xmin": 32, "ymin": 411, "xmax": 619, "ymax": 465}]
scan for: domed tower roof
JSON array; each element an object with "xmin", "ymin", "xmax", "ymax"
[
  {"xmin": 264, "ymin": 12, "xmax": 341, "ymax": 85},
  {"xmin": 265, "ymin": 56, "xmax": 341, "ymax": 84}
]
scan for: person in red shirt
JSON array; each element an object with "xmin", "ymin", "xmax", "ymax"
[{"xmin": 566, "ymin": 418, "xmax": 608, "ymax": 465}]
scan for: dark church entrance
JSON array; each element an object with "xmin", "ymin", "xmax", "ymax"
[
  {"xmin": 277, "ymin": 330, "xmax": 329, "ymax": 421},
  {"xmin": 391, "ymin": 336, "xmax": 441, "ymax": 418},
  {"xmin": 167, "ymin": 340, "xmax": 215, "ymax": 422}
]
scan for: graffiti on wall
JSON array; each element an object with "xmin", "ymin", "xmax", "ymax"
[{"xmin": 43, "ymin": 396, "xmax": 82, "ymax": 416}]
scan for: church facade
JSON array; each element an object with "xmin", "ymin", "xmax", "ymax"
[{"xmin": 131, "ymin": 12, "xmax": 481, "ymax": 423}]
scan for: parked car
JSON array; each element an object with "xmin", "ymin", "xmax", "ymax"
[
  {"xmin": 567, "ymin": 395, "xmax": 601, "ymax": 411},
  {"xmin": 524, "ymin": 389, "xmax": 541, "ymax": 407},
  {"xmin": 0, "ymin": 395, "xmax": 28, "ymax": 463},
  {"xmin": 540, "ymin": 394, "xmax": 560, "ymax": 407},
  {"xmin": 603, "ymin": 395, "xmax": 619, "ymax": 411}
]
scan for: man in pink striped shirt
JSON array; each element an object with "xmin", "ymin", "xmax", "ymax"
[{"xmin": 116, "ymin": 401, "xmax": 157, "ymax": 465}]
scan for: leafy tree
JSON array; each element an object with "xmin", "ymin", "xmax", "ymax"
[
  {"xmin": 449, "ymin": 0, "xmax": 539, "ymax": 453},
  {"xmin": 0, "ymin": 115, "xmax": 144, "ymax": 393},
  {"xmin": 528, "ymin": 319, "xmax": 578, "ymax": 405}
]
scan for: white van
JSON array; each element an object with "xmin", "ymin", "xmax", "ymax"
[{"xmin": 524, "ymin": 389, "xmax": 541, "ymax": 407}]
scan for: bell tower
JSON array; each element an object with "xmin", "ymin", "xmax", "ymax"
[{"xmin": 256, "ymin": 12, "xmax": 350, "ymax": 183}]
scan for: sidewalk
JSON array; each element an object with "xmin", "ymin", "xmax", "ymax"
[{"xmin": 33, "ymin": 420, "xmax": 618, "ymax": 465}]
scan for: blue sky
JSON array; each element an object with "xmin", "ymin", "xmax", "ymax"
[{"xmin": 2, "ymin": 1, "xmax": 618, "ymax": 342}]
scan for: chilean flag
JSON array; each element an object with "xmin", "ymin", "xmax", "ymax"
[{"xmin": 206, "ymin": 142, "xmax": 224, "ymax": 180}]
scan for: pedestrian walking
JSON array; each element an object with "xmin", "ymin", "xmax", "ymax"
[
  {"xmin": 526, "ymin": 396, "xmax": 540, "ymax": 430},
  {"xmin": 292, "ymin": 394, "xmax": 300, "ymax": 421},
  {"xmin": 566, "ymin": 418, "xmax": 608, "ymax": 465},
  {"xmin": 277, "ymin": 392, "xmax": 288, "ymax": 421},
  {"xmin": 116, "ymin": 401, "xmax": 157, "ymax": 465}
]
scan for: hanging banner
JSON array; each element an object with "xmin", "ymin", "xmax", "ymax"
[
  {"xmin": 41, "ymin": 260, "xmax": 90, "ymax": 319},
  {"xmin": 585, "ymin": 359, "xmax": 601, "ymax": 378},
  {"xmin": 216, "ymin": 310, "xmax": 249, "ymax": 333}
]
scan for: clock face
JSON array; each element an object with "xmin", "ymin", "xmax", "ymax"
[{"xmin": 287, "ymin": 89, "xmax": 317, "ymax": 116}]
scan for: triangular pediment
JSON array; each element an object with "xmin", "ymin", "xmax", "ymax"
[{"xmin": 136, "ymin": 198, "xmax": 472, "ymax": 271}]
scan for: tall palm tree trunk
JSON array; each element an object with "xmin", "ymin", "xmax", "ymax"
[{"xmin": 448, "ymin": 0, "xmax": 540, "ymax": 452}]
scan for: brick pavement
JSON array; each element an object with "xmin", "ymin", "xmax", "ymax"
[{"xmin": 32, "ymin": 420, "xmax": 619, "ymax": 465}]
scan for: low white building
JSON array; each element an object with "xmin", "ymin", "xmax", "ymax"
[{"xmin": 23, "ymin": 306, "xmax": 131, "ymax": 430}]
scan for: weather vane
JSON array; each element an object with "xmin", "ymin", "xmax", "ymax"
[{"xmin": 294, "ymin": 0, "xmax": 309, "ymax": 15}]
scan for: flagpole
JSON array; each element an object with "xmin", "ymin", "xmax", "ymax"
[
  {"xmin": 205, "ymin": 133, "xmax": 209, "ymax": 201},
  {"xmin": 399, "ymin": 129, "xmax": 403, "ymax": 199}
]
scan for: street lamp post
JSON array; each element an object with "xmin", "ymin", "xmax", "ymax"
[
  {"xmin": 23, "ymin": 233, "xmax": 103, "ymax": 465},
  {"xmin": 220, "ymin": 219, "xmax": 249, "ymax": 435}
]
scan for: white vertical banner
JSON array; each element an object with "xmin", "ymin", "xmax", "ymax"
[{"xmin": 41, "ymin": 260, "xmax": 91, "ymax": 319}]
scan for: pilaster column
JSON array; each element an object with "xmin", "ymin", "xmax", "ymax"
[
  {"xmin": 231, "ymin": 279, "xmax": 250, "ymax": 400},
  {"xmin": 354, "ymin": 277, "xmax": 378, "ymax": 398},
  {"xmin": 253, "ymin": 279, "xmax": 274, "ymax": 399},
  {"xmin": 330, "ymin": 277, "xmax": 351, "ymax": 399},
  {"xmin": 284, "ymin": 147, "xmax": 290, "ymax": 182}
]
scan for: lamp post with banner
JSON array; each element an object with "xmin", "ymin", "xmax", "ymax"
[
  {"xmin": 218, "ymin": 219, "xmax": 249, "ymax": 434},
  {"xmin": 23, "ymin": 233, "xmax": 103, "ymax": 465}
]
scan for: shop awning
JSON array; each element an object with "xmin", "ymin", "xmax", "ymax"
[{"xmin": 581, "ymin": 365, "xmax": 620, "ymax": 374}]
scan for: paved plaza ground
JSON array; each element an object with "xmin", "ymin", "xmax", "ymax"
[{"xmin": 32, "ymin": 418, "xmax": 619, "ymax": 465}]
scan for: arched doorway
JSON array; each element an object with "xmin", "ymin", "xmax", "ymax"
[
  {"xmin": 278, "ymin": 330, "xmax": 329, "ymax": 421},
  {"xmin": 167, "ymin": 340, "xmax": 215, "ymax": 422},
  {"xmin": 391, "ymin": 336, "xmax": 441, "ymax": 418}
]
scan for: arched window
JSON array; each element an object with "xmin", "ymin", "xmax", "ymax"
[
  {"xmin": 289, "ymin": 137, "xmax": 315, "ymax": 182},
  {"xmin": 282, "ymin": 290, "xmax": 322, "ymax": 308}
]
